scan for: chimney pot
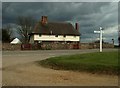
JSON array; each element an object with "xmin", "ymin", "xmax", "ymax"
[
  {"xmin": 75, "ymin": 23, "xmax": 79, "ymax": 31},
  {"xmin": 41, "ymin": 16, "xmax": 48, "ymax": 24}
]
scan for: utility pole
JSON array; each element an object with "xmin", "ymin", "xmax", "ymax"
[{"xmin": 94, "ymin": 27, "xmax": 104, "ymax": 52}]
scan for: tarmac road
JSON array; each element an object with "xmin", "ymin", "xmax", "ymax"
[{"xmin": 2, "ymin": 49, "xmax": 118, "ymax": 86}]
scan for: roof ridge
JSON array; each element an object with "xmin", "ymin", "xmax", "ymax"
[
  {"xmin": 48, "ymin": 21, "xmax": 71, "ymax": 24},
  {"xmin": 36, "ymin": 21, "xmax": 71, "ymax": 24}
]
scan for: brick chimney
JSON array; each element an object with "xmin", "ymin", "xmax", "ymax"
[
  {"xmin": 41, "ymin": 16, "xmax": 48, "ymax": 24},
  {"xmin": 75, "ymin": 23, "xmax": 79, "ymax": 31}
]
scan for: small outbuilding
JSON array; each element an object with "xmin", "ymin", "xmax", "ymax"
[{"xmin": 10, "ymin": 38, "xmax": 22, "ymax": 44}]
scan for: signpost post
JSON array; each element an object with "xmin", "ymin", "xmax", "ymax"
[{"xmin": 94, "ymin": 27, "xmax": 104, "ymax": 52}]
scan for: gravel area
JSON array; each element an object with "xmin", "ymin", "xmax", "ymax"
[{"xmin": 2, "ymin": 49, "xmax": 118, "ymax": 86}]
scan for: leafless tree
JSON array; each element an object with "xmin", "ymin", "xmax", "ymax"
[{"xmin": 16, "ymin": 16, "xmax": 36, "ymax": 43}]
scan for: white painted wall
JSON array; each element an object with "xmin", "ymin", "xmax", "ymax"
[{"xmin": 34, "ymin": 35, "xmax": 80, "ymax": 42}]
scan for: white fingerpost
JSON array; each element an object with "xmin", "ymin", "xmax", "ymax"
[
  {"xmin": 100, "ymin": 27, "xmax": 102, "ymax": 52},
  {"xmin": 94, "ymin": 27, "xmax": 103, "ymax": 52}
]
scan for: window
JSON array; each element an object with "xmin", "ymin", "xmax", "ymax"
[
  {"xmin": 63, "ymin": 35, "xmax": 66, "ymax": 37},
  {"xmin": 55, "ymin": 35, "xmax": 58, "ymax": 37}
]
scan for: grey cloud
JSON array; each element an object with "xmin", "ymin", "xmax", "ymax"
[
  {"xmin": 3, "ymin": 2, "xmax": 110, "ymax": 22},
  {"xmin": 118, "ymin": 2, "xmax": 120, "ymax": 24},
  {"xmin": 2, "ymin": 0, "xmax": 119, "ymax": 2},
  {"xmin": 2, "ymin": 2, "xmax": 118, "ymax": 45}
]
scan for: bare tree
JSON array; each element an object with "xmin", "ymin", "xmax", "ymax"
[{"xmin": 16, "ymin": 16, "xmax": 36, "ymax": 43}]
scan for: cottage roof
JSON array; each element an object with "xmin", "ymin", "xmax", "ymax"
[{"xmin": 29, "ymin": 22, "xmax": 80, "ymax": 36}]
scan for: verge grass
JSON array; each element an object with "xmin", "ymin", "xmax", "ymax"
[{"xmin": 36, "ymin": 51, "xmax": 119, "ymax": 75}]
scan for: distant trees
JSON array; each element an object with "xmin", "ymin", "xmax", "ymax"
[
  {"xmin": 0, "ymin": 29, "xmax": 1, "ymax": 41},
  {"xmin": 2, "ymin": 29, "xmax": 10, "ymax": 42},
  {"xmin": 16, "ymin": 16, "xmax": 36, "ymax": 43},
  {"xmin": 112, "ymin": 39, "xmax": 114, "ymax": 45},
  {"xmin": 118, "ymin": 30, "xmax": 120, "ymax": 47},
  {"xmin": 118, "ymin": 36, "xmax": 120, "ymax": 47},
  {"xmin": 94, "ymin": 40, "xmax": 105, "ymax": 43},
  {"xmin": 2, "ymin": 24, "xmax": 12, "ymax": 43}
]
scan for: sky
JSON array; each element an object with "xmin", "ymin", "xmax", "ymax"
[
  {"xmin": 1, "ymin": 0, "xmax": 120, "ymax": 2},
  {"xmin": 2, "ymin": 1, "xmax": 119, "ymax": 45}
]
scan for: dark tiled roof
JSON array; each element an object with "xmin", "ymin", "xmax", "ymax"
[{"xmin": 30, "ymin": 22, "xmax": 80, "ymax": 36}]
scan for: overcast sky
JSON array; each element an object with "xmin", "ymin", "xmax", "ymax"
[
  {"xmin": 1, "ymin": 0, "xmax": 120, "ymax": 2},
  {"xmin": 2, "ymin": 2, "xmax": 119, "ymax": 45}
]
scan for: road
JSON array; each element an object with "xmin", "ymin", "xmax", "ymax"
[{"xmin": 2, "ymin": 49, "xmax": 118, "ymax": 86}]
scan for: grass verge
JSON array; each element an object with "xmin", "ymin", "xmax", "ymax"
[{"xmin": 36, "ymin": 51, "xmax": 119, "ymax": 75}]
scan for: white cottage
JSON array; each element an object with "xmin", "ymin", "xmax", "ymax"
[{"xmin": 29, "ymin": 16, "xmax": 80, "ymax": 44}]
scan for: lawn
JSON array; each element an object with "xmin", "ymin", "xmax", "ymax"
[{"xmin": 37, "ymin": 51, "xmax": 119, "ymax": 75}]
